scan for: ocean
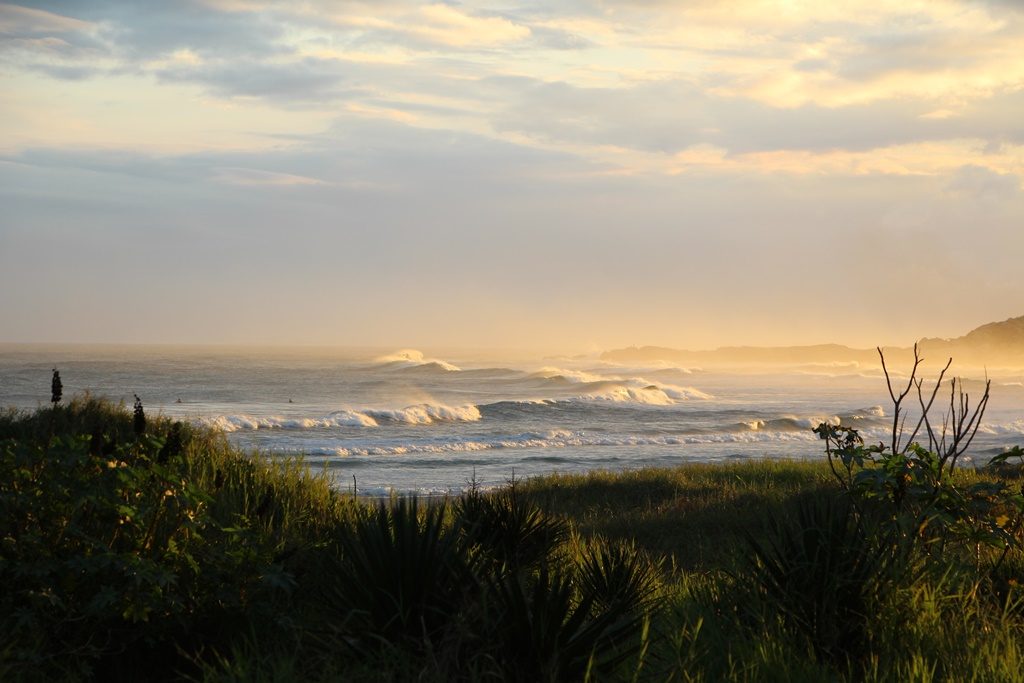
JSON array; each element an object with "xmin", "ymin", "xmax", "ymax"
[{"xmin": 2, "ymin": 345, "xmax": 1022, "ymax": 495}]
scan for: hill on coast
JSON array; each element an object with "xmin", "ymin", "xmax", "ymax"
[{"xmin": 601, "ymin": 315, "xmax": 1024, "ymax": 367}]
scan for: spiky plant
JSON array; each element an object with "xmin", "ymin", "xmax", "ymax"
[
  {"xmin": 744, "ymin": 492, "xmax": 910, "ymax": 665},
  {"xmin": 455, "ymin": 486, "xmax": 568, "ymax": 572},
  {"xmin": 487, "ymin": 565, "xmax": 646, "ymax": 682},
  {"xmin": 320, "ymin": 498, "xmax": 477, "ymax": 652},
  {"xmin": 577, "ymin": 537, "xmax": 662, "ymax": 614}
]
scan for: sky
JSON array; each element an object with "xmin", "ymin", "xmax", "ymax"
[{"xmin": 1, "ymin": 0, "xmax": 1022, "ymax": 352}]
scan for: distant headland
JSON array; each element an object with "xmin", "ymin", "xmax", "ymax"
[{"xmin": 601, "ymin": 315, "xmax": 1024, "ymax": 367}]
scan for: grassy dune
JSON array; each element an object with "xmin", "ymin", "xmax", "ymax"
[
  {"xmin": 518, "ymin": 461, "xmax": 837, "ymax": 570},
  {"xmin": 3, "ymin": 397, "xmax": 1024, "ymax": 682}
]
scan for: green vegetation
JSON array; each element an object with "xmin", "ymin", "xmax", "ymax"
[
  {"xmin": 2, "ymin": 352, "xmax": 1024, "ymax": 681},
  {"xmin": 0, "ymin": 397, "xmax": 651, "ymax": 682},
  {"xmin": 0, "ymin": 396, "xmax": 347, "ymax": 682}
]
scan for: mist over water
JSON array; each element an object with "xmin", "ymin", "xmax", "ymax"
[{"xmin": 2, "ymin": 346, "xmax": 1022, "ymax": 495}]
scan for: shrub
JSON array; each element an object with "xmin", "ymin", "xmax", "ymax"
[
  {"xmin": 815, "ymin": 346, "xmax": 1024, "ymax": 573},
  {"xmin": 0, "ymin": 398, "xmax": 341, "ymax": 681}
]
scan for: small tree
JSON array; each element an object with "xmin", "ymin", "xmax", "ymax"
[{"xmin": 51, "ymin": 369, "xmax": 63, "ymax": 405}]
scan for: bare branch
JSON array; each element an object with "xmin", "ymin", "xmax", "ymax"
[
  {"xmin": 915, "ymin": 378, "xmax": 939, "ymax": 453},
  {"xmin": 879, "ymin": 345, "xmax": 923, "ymax": 454},
  {"xmin": 906, "ymin": 357, "xmax": 951, "ymax": 451},
  {"xmin": 879, "ymin": 346, "xmax": 898, "ymax": 405},
  {"xmin": 949, "ymin": 380, "xmax": 990, "ymax": 469}
]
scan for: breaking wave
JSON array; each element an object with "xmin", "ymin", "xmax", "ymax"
[
  {"xmin": 367, "ymin": 404, "xmax": 481, "ymax": 425},
  {"xmin": 527, "ymin": 367, "xmax": 713, "ymax": 403},
  {"xmin": 978, "ymin": 420, "xmax": 1024, "ymax": 437},
  {"xmin": 529, "ymin": 367, "xmax": 607, "ymax": 384},
  {"xmin": 203, "ymin": 411, "xmax": 378, "ymax": 432},
  {"xmin": 202, "ymin": 402, "xmax": 481, "ymax": 432},
  {"xmin": 375, "ymin": 349, "xmax": 461, "ymax": 372},
  {"xmin": 305, "ymin": 428, "xmax": 830, "ymax": 457},
  {"xmin": 576, "ymin": 382, "xmax": 712, "ymax": 403},
  {"xmin": 737, "ymin": 406, "xmax": 887, "ymax": 432}
]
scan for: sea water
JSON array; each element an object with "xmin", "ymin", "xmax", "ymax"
[{"xmin": 2, "ymin": 345, "xmax": 1022, "ymax": 495}]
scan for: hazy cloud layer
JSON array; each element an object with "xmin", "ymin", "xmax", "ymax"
[{"xmin": 1, "ymin": 0, "xmax": 1023, "ymax": 348}]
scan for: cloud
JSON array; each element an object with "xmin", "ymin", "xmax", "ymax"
[
  {"xmin": 4, "ymin": 2, "xmax": 1024, "ymax": 187},
  {"xmin": 0, "ymin": 3, "xmax": 92, "ymax": 34},
  {"xmin": 3, "ymin": 104, "xmax": 1023, "ymax": 349},
  {"xmin": 411, "ymin": 4, "xmax": 530, "ymax": 47},
  {"xmin": 946, "ymin": 164, "xmax": 1022, "ymax": 200},
  {"xmin": 0, "ymin": 2, "xmax": 109, "ymax": 65},
  {"xmin": 211, "ymin": 166, "xmax": 325, "ymax": 186},
  {"xmin": 483, "ymin": 72, "xmax": 1024, "ymax": 172},
  {"xmin": 266, "ymin": 2, "xmax": 534, "ymax": 50},
  {"xmin": 10, "ymin": 0, "xmax": 287, "ymax": 61},
  {"xmin": 155, "ymin": 57, "xmax": 354, "ymax": 102},
  {"xmin": 1, "ymin": 116, "xmax": 585, "ymax": 197}
]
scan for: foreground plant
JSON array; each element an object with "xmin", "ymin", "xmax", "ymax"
[
  {"xmin": 0, "ymin": 398, "xmax": 338, "ymax": 681},
  {"xmin": 814, "ymin": 345, "xmax": 1024, "ymax": 573},
  {"xmin": 455, "ymin": 479, "xmax": 569, "ymax": 573},
  {"xmin": 318, "ymin": 497, "xmax": 477, "ymax": 652},
  {"xmin": 487, "ymin": 565, "xmax": 649, "ymax": 683},
  {"xmin": 745, "ymin": 493, "xmax": 911, "ymax": 664}
]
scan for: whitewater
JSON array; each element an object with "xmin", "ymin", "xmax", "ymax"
[{"xmin": 2, "ymin": 346, "xmax": 1022, "ymax": 495}]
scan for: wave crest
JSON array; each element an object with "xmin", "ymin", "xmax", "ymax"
[
  {"xmin": 308, "ymin": 428, "xmax": 831, "ymax": 457},
  {"xmin": 201, "ymin": 402, "xmax": 481, "ymax": 432},
  {"xmin": 375, "ymin": 349, "xmax": 461, "ymax": 372},
  {"xmin": 739, "ymin": 406, "xmax": 886, "ymax": 433},
  {"xmin": 367, "ymin": 403, "xmax": 481, "ymax": 425},
  {"xmin": 527, "ymin": 367, "xmax": 712, "ymax": 403}
]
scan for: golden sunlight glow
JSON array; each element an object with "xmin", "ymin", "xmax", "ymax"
[{"xmin": 2, "ymin": 0, "xmax": 1022, "ymax": 349}]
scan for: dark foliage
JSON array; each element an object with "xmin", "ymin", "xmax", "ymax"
[
  {"xmin": 157, "ymin": 421, "xmax": 185, "ymax": 463},
  {"xmin": 0, "ymin": 400, "xmax": 332, "ymax": 681},
  {"xmin": 319, "ymin": 498, "xmax": 477, "ymax": 652},
  {"xmin": 577, "ymin": 538, "xmax": 662, "ymax": 614},
  {"xmin": 455, "ymin": 483, "xmax": 569, "ymax": 572},
  {"xmin": 745, "ymin": 492, "xmax": 911, "ymax": 664},
  {"xmin": 487, "ymin": 566, "xmax": 647, "ymax": 682}
]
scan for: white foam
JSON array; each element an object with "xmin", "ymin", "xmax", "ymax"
[
  {"xmin": 578, "ymin": 385, "xmax": 676, "ymax": 405},
  {"xmin": 576, "ymin": 380, "xmax": 712, "ymax": 405},
  {"xmin": 598, "ymin": 358, "xmax": 698, "ymax": 373},
  {"xmin": 530, "ymin": 367, "xmax": 712, "ymax": 401},
  {"xmin": 649, "ymin": 382, "xmax": 714, "ymax": 401},
  {"xmin": 376, "ymin": 349, "xmax": 461, "ymax": 372},
  {"xmin": 738, "ymin": 408, "xmax": 885, "ymax": 433},
  {"xmin": 200, "ymin": 402, "xmax": 481, "ymax": 432},
  {"xmin": 202, "ymin": 410, "xmax": 379, "ymax": 432},
  {"xmin": 977, "ymin": 420, "xmax": 1024, "ymax": 436},
  {"xmin": 531, "ymin": 367, "xmax": 607, "ymax": 384},
  {"xmin": 367, "ymin": 403, "xmax": 481, "ymax": 425},
  {"xmin": 307, "ymin": 428, "xmax": 831, "ymax": 457}
]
